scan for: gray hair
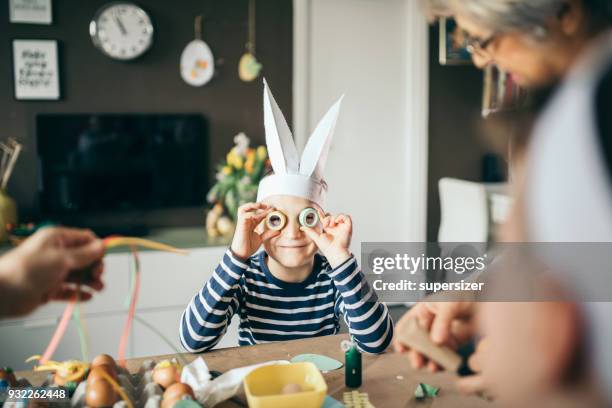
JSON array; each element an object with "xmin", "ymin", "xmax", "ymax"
[{"xmin": 422, "ymin": 0, "xmax": 612, "ymax": 37}]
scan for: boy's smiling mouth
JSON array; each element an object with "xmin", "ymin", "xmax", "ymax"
[{"xmin": 277, "ymin": 243, "xmax": 309, "ymax": 249}]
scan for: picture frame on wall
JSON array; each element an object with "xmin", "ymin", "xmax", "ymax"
[
  {"xmin": 12, "ymin": 40, "xmax": 60, "ymax": 101},
  {"xmin": 438, "ymin": 17, "xmax": 472, "ymax": 65},
  {"xmin": 9, "ymin": 0, "xmax": 53, "ymax": 24}
]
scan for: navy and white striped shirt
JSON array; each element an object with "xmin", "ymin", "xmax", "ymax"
[{"xmin": 180, "ymin": 249, "xmax": 393, "ymax": 354}]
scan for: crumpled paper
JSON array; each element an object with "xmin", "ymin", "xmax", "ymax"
[{"xmin": 180, "ymin": 357, "xmax": 289, "ymax": 407}]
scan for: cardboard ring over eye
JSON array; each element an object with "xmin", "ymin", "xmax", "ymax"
[
  {"xmin": 299, "ymin": 207, "xmax": 319, "ymax": 228},
  {"xmin": 266, "ymin": 211, "xmax": 287, "ymax": 231}
]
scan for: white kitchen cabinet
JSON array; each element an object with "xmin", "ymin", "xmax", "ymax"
[
  {"xmin": 1, "ymin": 253, "xmax": 130, "ymax": 325},
  {"xmin": 136, "ymin": 246, "xmax": 227, "ymax": 310},
  {"xmin": 0, "ymin": 314, "xmax": 127, "ymax": 371}
]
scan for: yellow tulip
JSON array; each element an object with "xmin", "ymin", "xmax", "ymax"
[
  {"xmin": 257, "ymin": 146, "xmax": 267, "ymax": 160},
  {"xmin": 234, "ymin": 156, "xmax": 244, "ymax": 170},
  {"xmin": 222, "ymin": 166, "xmax": 232, "ymax": 175}
]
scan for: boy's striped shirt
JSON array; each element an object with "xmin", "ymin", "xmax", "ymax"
[{"xmin": 180, "ymin": 249, "xmax": 393, "ymax": 354}]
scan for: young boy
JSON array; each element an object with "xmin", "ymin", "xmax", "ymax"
[{"xmin": 179, "ymin": 80, "xmax": 393, "ymax": 354}]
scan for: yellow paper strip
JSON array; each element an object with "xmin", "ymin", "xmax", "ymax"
[{"xmin": 103, "ymin": 237, "xmax": 188, "ymax": 255}]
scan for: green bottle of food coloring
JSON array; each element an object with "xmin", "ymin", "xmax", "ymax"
[{"xmin": 343, "ymin": 341, "xmax": 362, "ymax": 388}]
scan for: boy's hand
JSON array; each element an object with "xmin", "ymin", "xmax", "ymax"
[
  {"xmin": 301, "ymin": 212, "xmax": 353, "ymax": 268},
  {"xmin": 231, "ymin": 203, "xmax": 280, "ymax": 260}
]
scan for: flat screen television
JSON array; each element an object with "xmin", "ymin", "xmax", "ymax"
[{"xmin": 36, "ymin": 114, "xmax": 209, "ymax": 231}]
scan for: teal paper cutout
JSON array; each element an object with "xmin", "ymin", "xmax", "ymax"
[{"xmin": 290, "ymin": 353, "xmax": 343, "ymax": 372}]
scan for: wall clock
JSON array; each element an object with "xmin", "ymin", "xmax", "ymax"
[{"xmin": 89, "ymin": 2, "xmax": 153, "ymax": 61}]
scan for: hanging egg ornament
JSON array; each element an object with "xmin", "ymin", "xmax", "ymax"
[
  {"xmin": 180, "ymin": 15, "xmax": 215, "ymax": 87},
  {"xmin": 180, "ymin": 40, "xmax": 215, "ymax": 87},
  {"xmin": 239, "ymin": 0, "xmax": 262, "ymax": 82},
  {"xmin": 239, "ymin": 52, "xmax": 262, "ymax": 82}
]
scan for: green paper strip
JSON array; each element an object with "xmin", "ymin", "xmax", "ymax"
[{"xmin": 72, "ymin": 289, "xmax": 89, "ymax": 362}]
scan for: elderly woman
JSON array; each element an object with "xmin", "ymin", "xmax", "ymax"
[
  {"xmin": 427, "ymin": 0, "xmax": 612, "ymax": 87},
  {"xmin": 394, "ymin": 0, "xmax": 612, "ymax": 405}
]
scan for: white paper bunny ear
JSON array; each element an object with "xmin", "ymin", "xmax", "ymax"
[
  {"xmin": 300, "ymin": 95, "xmax": 344, "ymax": 180},
  {"xmin": 263, "ymin": 79, "xmax": 299, "ymax": 174},
  {"xmin": 258, "ymin": 79, "xmax": 344, "ymax": 207}
]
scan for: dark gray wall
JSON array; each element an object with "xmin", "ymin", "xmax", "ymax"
[
  {"xmin": 427, "ymin": 24, "xmax": 487, "ymax": 241},
  {"xmin": 0, "ymin": 0, "xmax": 292, "ymax": 227}
]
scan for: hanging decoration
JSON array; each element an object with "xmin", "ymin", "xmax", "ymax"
[
  {"xmin": 238, "ymin": 0, "xmax": 262, "ymax": 82},
  {"xmin": 180, "ymin": 15, "xmax": 215, "ymax": 87}
]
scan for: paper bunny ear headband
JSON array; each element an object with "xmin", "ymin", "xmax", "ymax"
[{"xmin": 257, "ymin": 79, "xmax": 343, "ymax": 207}]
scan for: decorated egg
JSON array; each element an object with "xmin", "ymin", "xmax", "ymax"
[
  {"xmin": 238, "ymin": 52, "xmax": 262, "ymax": 82},
  {"xmin": 180, "ymin": 40, "xmax": 214, "ymax": 86},
  {"xmin": 152, "ymin": 360, "xmax": 181, "ymax": 389},
  {"xmin": 161, "ymin": 382, "xmax": 194, "ymax": 408}
]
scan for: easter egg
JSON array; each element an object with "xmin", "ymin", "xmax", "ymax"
[
  {"xmin": 281, "ymin": 383, "xmax": 302, "ymax": 394},
  {"xmin": 85, "ymin": 378, "xmax": 117, "ymax": 407},
  {"xmin": 152, "ymin": 360, "xmax": 181, "ymax": 389},
  {"xmin": 161, "ymin": 382, "xmax": 194, "ymax": 408}
]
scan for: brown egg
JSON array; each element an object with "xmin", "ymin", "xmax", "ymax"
[
  {"xmin": 152, "ymin": 360, "xmax": 181, "ymax": 389},
  {"xmin": 91, "ymin": 354, "xmax": 117, "ymax": 370},
  {"xmin": 87, "ymin": 366, "xmax": 117, "ymax": 384},
  {"xmin": 0, "ymin": 367, "xmax": 17, "ymax": 386},
  {"xmin": 86, "ymin": 379, "xmax": 118, "ymax": 408},
  {"xmin": 161, "ymin": 382, "xmax": 194, "ymax": 408}
]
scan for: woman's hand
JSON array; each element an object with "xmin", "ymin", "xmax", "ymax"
[
  {"xmin": 393, "ymin": 301, "xmax": 476, "ymax": 371},
  {"xmin": 0, "ymin": 227, "xmax": 105, "ymax": 317},
  {"xmin": 300, "ymin": 212, "xmax": 353, "ymax": 268},
  {"xmin": 230, "ymin": 202, "xmax": 281, "ymax": 260}
]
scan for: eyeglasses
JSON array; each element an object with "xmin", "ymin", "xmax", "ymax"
[{"xmin": 463, "ymin": 31, "xmax": 498, "ymax": 55}]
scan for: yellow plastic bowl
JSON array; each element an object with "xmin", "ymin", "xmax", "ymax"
[{"xmin": 243, "ymin": 362, "xmax": 328, "ymax": 408}]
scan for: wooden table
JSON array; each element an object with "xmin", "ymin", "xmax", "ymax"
[{"xmin": 18, "ymin": 334, "xmax": 492, "ymax": 407}]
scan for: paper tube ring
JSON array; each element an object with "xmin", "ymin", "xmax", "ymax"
[
  {"xmin": 298, "ymin": 207, "xmax": 319, "ymax": 228},
  {"xmin": 266, "ymin": 211, "xmax": 287, "ymax": 231}
]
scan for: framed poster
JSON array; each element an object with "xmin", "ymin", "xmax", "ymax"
[
  {"xmin": 12, "ymin": 40, "xmax": 60, "ymax": 100},
  {"xmin": 9, "ymin": 0, "xmax": 52, "ymax": 24},
  {"xmin": 439, "ymin": 17, "xmax": 472, "ymax": 65}
]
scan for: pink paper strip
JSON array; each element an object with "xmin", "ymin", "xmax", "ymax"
[{"xmin": 40, "ymin": 299, "xmax": 76, "ymax": 364}]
